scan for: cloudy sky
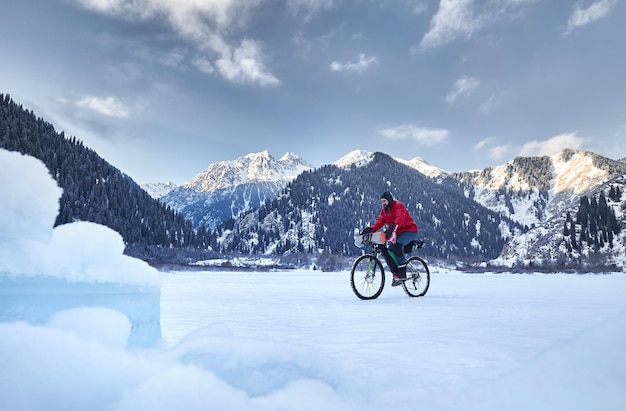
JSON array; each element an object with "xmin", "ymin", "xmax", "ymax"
[{"xmin": 1, "ymin": 0, "xmax": 624, "ymax": 184}]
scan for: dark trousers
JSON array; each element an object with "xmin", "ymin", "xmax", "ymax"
[{"xmin": 381, "ymin": 231, "xmax": 417, "ymax": 274}]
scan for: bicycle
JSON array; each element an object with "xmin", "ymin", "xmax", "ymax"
[{"xmin": 351, "ymin": 231, "xmax": 430, "ymax": 300}]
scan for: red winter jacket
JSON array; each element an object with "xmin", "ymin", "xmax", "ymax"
[{"xmin": 371, "ymin": 200, "xmax": 418, "ymax": 235}]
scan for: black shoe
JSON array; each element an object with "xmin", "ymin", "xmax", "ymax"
[{"xmin": 391, "ymin": 275, "xmax": 404, "ymax": 287}]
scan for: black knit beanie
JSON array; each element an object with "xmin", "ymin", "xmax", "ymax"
[{"xmin": 380, "ymin": 191, "xmax": 394, "ymax": 205}]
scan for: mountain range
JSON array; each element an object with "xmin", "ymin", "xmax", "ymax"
[
  {"xmin": 145, "ymin": 147, "xmax": 626, "ymax": 271},
  {"xmin": 452, "ymin": 150, "xmax": 626, "ymax": 270},
  {"xmin": 151, "ymin": 150, "xmax": 313, "ymax": 229},
  {"xmin": 2, "ymin": 93, "xmax": 625, "ymax": 271}
]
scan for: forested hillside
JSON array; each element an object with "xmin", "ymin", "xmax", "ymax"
[
  {"xmin": 0, "ymin": 94, "xmax": 212, "ymax": 263},
  {"xmin": 213, "ymin": 153, "xmax": 527, "ymax": 266}
]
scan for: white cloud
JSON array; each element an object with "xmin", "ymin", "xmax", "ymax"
[
  {"xmin": 413, "ymin": 1, "xmax": 428, "ymax": 15},
  {"xmin": 419, "ymin": 0, "xmax": 480, "ymax": 50},
  {"xmin": 378, "ymin": 124, "xmax": 449, "ymax": 146},
  {"xmin": 286, "ymin": 0, "xmax": 335, "ymax": 20},
  {"xmin": 419, "ymin": 0, "xmax": 539, "ymax": 50},
  {"xmin": 73, "ymin": 0, "xmax": 279, "ymax": 86},
  {"xmin": 479, "ymin": 94, "xmax": 498, "ymax": 113},
  {"xmin": 474, "ymin": 137, "xmax": 495, "ymax": 151},
  {"xmin": 518, "ymin": 132, "xmax": 585, "ymax": 157},
  {"xmin": 477, "ymin": 133, "xmax": 586, "ymax": 162},
  {"xmin": 161, "ymin": 49, "xmax": 187, "ymax": 69},
  {"xmin": 76, "ymin": 96, "xmax": 130, "ymax": 118},
  {"xmin": 446, "ymin": 75, "xmax": 480, "ymax": 105},
  {"xmin": 215, "ymin": 39, "xmax": 280, "ymax": 86},
  {"xmin": 192, "ymin": 57, "xmax": 215, "ymax": 75},
  {"xmin": 291, "ymin": 30, "xmax": 335, "ymax": 57},
  {"xmin": 489, "ymin": 144, "xmax": 512, "ymax": 160},
  {"xmin": 329, "ymin": 53, "xmax": 378, "ymax": 73},
  {"xmin": 564, "ymin": 0, "xmax": 617, "ymax": 35}
]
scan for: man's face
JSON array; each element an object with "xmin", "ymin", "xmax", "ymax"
[{"xmin": 381, "ymin": 198, "xmax": 389, "ymax": 208}]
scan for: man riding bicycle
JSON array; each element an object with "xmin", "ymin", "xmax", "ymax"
[{"xmin": 361, "ymin": 191, "xmax": 418, "ymax": 286}]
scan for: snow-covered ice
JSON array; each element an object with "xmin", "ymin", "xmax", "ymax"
[
  {"xmin": 159, "ymin": 269, "xmax": 626, "ymax": 411},
  {"xmin": 0, "ymin": 149, "xmax": 160, "ymax": 347},
  {"xmin": 1, "ymin": 148, "xmax": 625, "ymax": 410},
  {"xmin": 2, "ymin": 269, "xmax": 625, "ymax": 411}
]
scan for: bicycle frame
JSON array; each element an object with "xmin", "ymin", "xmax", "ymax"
[{"xmin": 362, "ymin": 242, "xmax": 400, "ymax": 274}]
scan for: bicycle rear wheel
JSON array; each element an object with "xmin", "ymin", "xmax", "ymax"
[
  {"xmin": 350, "ymin": 255, "xmax": 385, "ymax": 300},
  {"xmin": 402, "ymin": 256, "xmax": 430, "ymax": 297}
]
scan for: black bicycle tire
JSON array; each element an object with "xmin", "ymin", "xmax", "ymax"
[
  {"xmin": 402, "ymin": 256, "xmax": 430, "ymax": 297},
  {"xmin": 350, "ymin": 254, "xmax": 385, "ymax": 300}
]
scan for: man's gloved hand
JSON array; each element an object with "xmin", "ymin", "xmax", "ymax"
[
  {"xmin": 384, "ymin": 223, "xmax": 396, "ymax": 238},
  {"xmin": 385, "ymin": 223, "xmax": 397, "ymax": 243},
  {"xmin": 360, "ymin": 227, "xmax": 372, "ymax": 235}
]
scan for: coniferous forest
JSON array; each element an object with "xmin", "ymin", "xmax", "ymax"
[
  {"xmin": 0, "ymin": 94, "xmax": 213, "ymax": 263},
  {"xmin": 563, "ymin": 189, "xmax": 622, "ymax": 253}
]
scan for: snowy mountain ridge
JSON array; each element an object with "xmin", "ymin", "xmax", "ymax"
[
  {"xmin": 452, "ymin": 149, "xmax": 626, "ymax": 228},
  {"xmin": 141, "ymin": 181, "xmax": 178, "ymax": 198},
  {"xmin": 146, "ymin": 147, "xmax": 626, "ymax": 270},
  {"xmin": 333, "ymin": 149, "xmax": 375, "ymax": 169},
  {"xmin": 334, "ymin": 149, "xmax": 445, "ymax": 177},
  {"xmin": 159, "ymin": 150, "xmax": 313, "ymax": 228},
  {"xmin": 492, "ymin": 174, "xmax": 626, "ymax": 270},
  {"xmin": 185, "ymin": 150, "xmax": 312, "ymax": 193}
]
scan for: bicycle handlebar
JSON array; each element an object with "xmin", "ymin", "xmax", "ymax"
[{"xmin": 354, "ymin": 231, "xmax": 424, "ymax": 252}]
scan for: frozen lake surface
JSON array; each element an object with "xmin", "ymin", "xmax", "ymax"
[{"xmin": 160, "ymin": 269, "xmax": 626, "ymax": 411}]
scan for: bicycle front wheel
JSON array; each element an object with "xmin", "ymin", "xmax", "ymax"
[
  {"xmin": 402, "ymin": 256, "xmax": 430, "ymax": 297},
  {"xmin": 350, "ymin": 255, "xmax": 385, "ymax": 300}
]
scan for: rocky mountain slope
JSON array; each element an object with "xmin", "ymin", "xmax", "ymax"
[
  {"xmin": 492, "ymin": 174, "xmax": 625, "ymax": 271},
  {"xmin": 141, "ymin": 181, "xmax": 178, "ymax": 198},
  {"xmin": 450, "ymin": 149, "xmax": 626, "ymax": 229},
  {"xmin": 160, "ymin": 150, "xmax": 313, "ymax": 228}
]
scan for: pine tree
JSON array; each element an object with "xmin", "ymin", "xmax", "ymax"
[{"xmin": 563, "ymin": 211, "xmax": 572, "ymax": 236}]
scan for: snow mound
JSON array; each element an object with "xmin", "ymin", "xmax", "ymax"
[
  {"xmin": 0, "ymin": 148, "xmax": 161, "ymax": 347},
  {"xmin": 0, "ymin": 150, "xmax": 62, "ymax": 243}
]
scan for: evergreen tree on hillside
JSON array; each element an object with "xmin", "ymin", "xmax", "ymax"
[
  {"xmin": 215, "ymin": 152, "xmax": 526, "ymax": 260},
  {"xmin": 0, "ymin": 93, "xmax": 210, "ymax": 261},
  {"xmin": 608, "ymin": 185, "xmax": 621, "ymax": 202},
  {"xmin": 571, "ymin": 190, "xmax": 621, "ymax": 252}
]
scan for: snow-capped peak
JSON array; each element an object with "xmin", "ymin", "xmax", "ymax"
[
  {"xmin": 334, "ymin": 150, "xmax": 375, "ymax": 169},
  {"xmin": 141, "ymin": 181, "xmax": 178, "ymax": 198},
  {"xmin": 397, "ymin": 156, "xmax": 446, "ymax": 177},
  {"xmin": 280, "ymin": 152, "xmax": 305, "ymax": 163},
  {"xmin": 185, "ymin": 150, "xmax": 313, "ymax": 192},
  {"xmin": 334, "ymin": 149, "xmax": 445, "ymax": 177}
]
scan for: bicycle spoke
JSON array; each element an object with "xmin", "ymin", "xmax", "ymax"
[
  {"xmin": 402, "ymin": 256, "xmax": 430, "ymax": 297},
  {"xmin": 350, "ymin": 255, "xmax": 385, "ymax": 300}
]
